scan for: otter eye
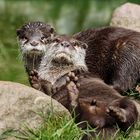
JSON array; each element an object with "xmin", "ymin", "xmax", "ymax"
[
  {"xmin": 46, "ymin": 38, "xmax": 51, "ymax": 43},
  {"xmin": 23, "ymin": 36, "xmax": 28, "ymax": 40},
  {"xmin": 72, "ymin": 41, "xmax": 78, "ymax": 46},
  {"xmin": 91, "ymin": 100, "xmax": 96, "ymax": 106},
  {"xmin": 50, "ymin": 27, "xmax": 54, "ymax": 33},
  {"xmin": 53, "ymin": 38, "xmax": 60, "ymax": 42},
  {"xmin": 41, "ymin": 36, "xmax": 46, "ymax": 40}
]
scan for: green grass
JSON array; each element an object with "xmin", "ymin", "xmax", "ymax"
[
  {"xmin": 1, "ymin": 111, "xmax": 140, "ymax": 140},
  {"xmin": 0, "ymin": 112, "xmax": 89, "ymax": 140}
]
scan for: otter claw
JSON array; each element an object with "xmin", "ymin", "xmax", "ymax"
[
  {"xmin": 67, "ymin": 72, "xmax": 79, "ymax": 83},
  {"xmin": 68, "ymin": 72, "xmax": 72, "ymax": 77},
  {"xmin": 30, "ymin": 70, "xmax": 38, "ymax": 78},
  {"xmin": 66, "ymin": 76, "xmax": 70, "ymax": 82},
  {"xmin": 74, "ymin": 76, "xmax": 78, "ymax": 81},
  {"xmin": 29, "ymin": 70, "xmax": 41, "ymax": 90},
  {"xmin": 76, "ymin": 83, "xmax": 80, "ymax": 87},
  {"xmin": 108, "ymin": 106, "xmax": 127, "ymax": 122},
  {"xmin": 91, "ymin": 99, "xmax": 97, "ymax": 106},
  {"xmin": 30, "ymin": 71, "xmax": 34, "ymax": 75}
]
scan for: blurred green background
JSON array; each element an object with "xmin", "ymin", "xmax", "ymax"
[{"xmin": 0, "ymin": 0, "xmax": 140, "ymax": 85}]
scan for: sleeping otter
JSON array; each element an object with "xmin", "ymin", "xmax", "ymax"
[
  {"xmin": 16, "ymin": 21, "xmax": 55, "ymax": 84},
  {"xmin": 61, "ymin": 73, "xmax": 138, "ymax": 139},
  {"xmin": 29, "ymin": 35, "xmax": 140, "ymax": 138}
]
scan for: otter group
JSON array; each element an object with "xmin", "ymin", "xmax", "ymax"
[{"xmin": 17, "ymin": 21, "xmax": 140, "ymax": 139}]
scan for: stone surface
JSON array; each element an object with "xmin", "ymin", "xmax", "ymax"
[
  {"xmin": 110, "ymin": 3, "xmax": 140, "ymax": 32},
  {"xmin": 0, "ymin": 81, "xmax": 70, "ymax": 139}
]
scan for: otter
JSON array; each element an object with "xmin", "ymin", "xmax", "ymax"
[
  {"xmin": 73, "ymin": 26, "xmax": 140, "ymax": 93},
  {"xmin": 16, "ymin": 21, "xmax": 55, "ymax": 84},
  {"xmin": 29, "ymin": 35, "xmax": 140, "ymax": 138},
  {"xmin": 63, "ymin": 73, "xmax": 138, "ymax": 139}
]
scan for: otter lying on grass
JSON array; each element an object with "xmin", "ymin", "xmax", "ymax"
[{"xmin": 29, "ymin": 35, "xmax": 140, "ymax": 138}]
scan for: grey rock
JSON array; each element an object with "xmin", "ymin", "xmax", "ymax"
[
  {"xmin": 110, "ymin": 3, "xmax": 140, "ymax": 32},
  {"xmin": 0, "ymin": 81, "xmax": 70, "ymax": 139}
]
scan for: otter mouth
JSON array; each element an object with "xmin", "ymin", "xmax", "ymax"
[
  {"xmin": 52, "ymin": 52, "xmax": 73, "ymax": 65},
  {"xmin": 27, "ymin": 49, "xmax": 44, "ymax": 56}
]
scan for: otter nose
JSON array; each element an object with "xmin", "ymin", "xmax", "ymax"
[
  {"xmin": 30, "ymin": 41, "xmax": 39, "ymax": 46},
  {"xmin": 61, "ymin": 41, "xmax": 70, "ymax": 48}
]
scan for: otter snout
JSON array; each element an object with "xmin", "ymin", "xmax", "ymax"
[
  {"xmin": 52, "ymin": 52, "xmax": 72, "ymax": 65},
  {"xmin": 30, "ymin": 41, "xmax": 39, "ymax": 46},
  {"xmin": 61, "ymin": 41, "xmax": 70, "ymax": 48}
]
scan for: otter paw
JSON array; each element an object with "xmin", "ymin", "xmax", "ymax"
[
  {"xmin": 29, "ymin": 70, "xmax": 38, "ymax": 81},
  {"xmin": 52, "ymin": 72, "xmax": 79, "ymax": 94},
  {"xmin": 135, "ymin": 85, "xmax": 140, "ymax": 94},
  {"xmin": 52, "ymin": 74, "xmax": 68, "ymax": 93},
  {"xmin": 29, "ymin": 70, "xmax": 41, "ymax": 90},
  {"xmin": 108, "ymin": 106, "xmax": 127, "ymax": 123},
  {"xmin": 67, "ymin": 81, "xmax": 79, "ymax": 107},
  {"xmin": 66, "ymin": 72, "xmax": 80, "ymax": 87}
]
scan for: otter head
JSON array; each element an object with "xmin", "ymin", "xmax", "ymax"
[
  {"xmin": 17, "ymin": 21, "xmax": 55, "ymax": 57},
  {"xmin": 39, "ymin": 35, "xmax": 88, "ymax": 83},
  {"xmin": 44, "ymin": 35, "xmax": 88, "ymax": 68},
  {"xmin": 80, "ymin": 100, "xmax": 115, "ymax": 128}
]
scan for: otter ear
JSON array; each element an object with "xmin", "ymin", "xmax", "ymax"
[
  {"xmin": 50, "ymin": 27, "xmax": 54, "ymax": 33},
  {"xmin": 91, "ymin": 99, "xmax": 96, "ymax": 106},
  {"xmin": 16, "ymin": 29, "xmax": 22, "ymax": 36},
  {"xmin": 82, "ymin": 43, "xmax": 88, "ymax": 49}
]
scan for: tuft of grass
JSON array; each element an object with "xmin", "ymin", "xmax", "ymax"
[
  {"xmin": 1, "ymin": 111, "xmax": 140, "ymax": 140},
  {"xmin": 1, "ymin": 108, "xmax": 140, "ymax": 140},
  {"xmin": 123, "ymin": 86, "xmax": 140, "ymax": 100},
  {"xmin": 0, "ymin": 111, "xmax": 88, "ymax": 140}
]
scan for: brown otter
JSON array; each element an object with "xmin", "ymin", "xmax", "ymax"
[
  {"xmin": 63, "ymin": 73, "xmax": 138, "ymax": 139},
  {"xmin": 29, "ymin": 35, "xmax": 140, "ymax": 138},
  {"xmin": 73, "ymin": 26, "xmax": 140, "ymax": 93},
  {"xmin": 16, "ymin": 21, "xmax": 55, "ymax": 84}
]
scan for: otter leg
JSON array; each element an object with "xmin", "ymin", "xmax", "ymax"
[
  {"xmin": 108, "ymin": 98, "xmax": 138, "ymax": 131},
  {"xmin": 65, "ymin": 72, "xmax": 82, "ymax": 121},
  {"xmin": 67, "ymin": 80, "xmax": 81, "ymax": 122},
  {"xmin": 67, "ymin": 81, "xmax": 79, "ymax": 108},
  {"xmin": 66, "ymin": 72, "xmax": 79, "ymax": 108}
]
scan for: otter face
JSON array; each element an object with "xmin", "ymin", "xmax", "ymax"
[
  {"xmin": 44, "ymin": 35, "xmax": 88, "ymax": 68},
  {"xmin": 80, "ymin": 100, "xmax": 113, "ymax": 128},
  {"xmin": 17, "ymin": 21, "xmax": 55, "ymax": 57}
]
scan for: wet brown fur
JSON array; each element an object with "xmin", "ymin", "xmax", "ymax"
[{"xmin": 74, "ymin": 26, "xmax": 140, "ymax": 92}]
